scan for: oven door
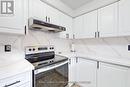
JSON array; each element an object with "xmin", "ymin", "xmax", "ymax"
[{"xmin": 34, "ymin": 60, "xmax": 68, "ymax": 87}]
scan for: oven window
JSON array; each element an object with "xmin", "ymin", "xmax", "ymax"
[{"xmin": 35, "ymin": 63, "xmax": 68, "ymax": 87}]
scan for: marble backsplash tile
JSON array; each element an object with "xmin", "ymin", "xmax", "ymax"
[
  {"xmin": 0, "ymin": 30, "xmax": 130, "ymax": 60},
  {"xmin": 0, "ymin": 30, "xmax": 71, "ymax": 55},
  {"xmin": 73, "ymin": 37, "xmax": 130, "ymax": 60}
]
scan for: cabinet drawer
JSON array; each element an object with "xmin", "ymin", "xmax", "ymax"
[{"xmin": 0, "ymin": 71, "xmax": 31, "ymax": 87}]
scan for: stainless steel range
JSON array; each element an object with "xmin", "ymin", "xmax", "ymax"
[{"xmin": 25, "ymin": 45, "xmax": 68, "ymax": 87}]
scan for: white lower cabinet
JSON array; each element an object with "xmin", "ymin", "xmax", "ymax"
[
  {"xmin": 69, "ymin": 57, "xmax": 97, "ymax": 87},
  {"xmin": 0, "ymin": 71, "xmax": 32, "ymax": 87},
  {"xmin": 97, "ymin": 62, "xmax": 130, "ymax": 87},
  {"xmin": 69, "ymin": 57, "xmax": 77, "ymax": 86},
  {"xmin": 69, "ymin": 57, "xmax": 130, "ymax": 87},
  {"xmin": 76, "ymin": 58, "xmax": 97, "ymax": 87}
]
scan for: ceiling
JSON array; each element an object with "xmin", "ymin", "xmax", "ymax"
[{"xmin": 60, "ymin": 0, "xmax": 94, "ymax": 10}]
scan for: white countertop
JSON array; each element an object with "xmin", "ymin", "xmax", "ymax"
[
  {"xmin": 57, "ymin": 52, "xmax": 130, "ymax": 67},
  {"xmin": 0, "ymin": 50, "xmax": 34, "ymax": 80}
]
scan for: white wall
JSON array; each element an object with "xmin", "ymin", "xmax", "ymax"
[
  {"xmin": 73, "ymin": 37, "xmax": 130, "ymax": 60},
  {"xmin": 0, "ymin": 30, "xmax": 71, "ymax": 56}
]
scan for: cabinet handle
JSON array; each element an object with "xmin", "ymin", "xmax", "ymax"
[
  {"xmin": 73, "ymin": 34, "xmax": 75, "ymax": 39},
  {"xmin": 25, "ymin": 25, "xmax": 27, "ymax": 35},
  {"xmin": 98, "ymin": 32, "xmax": 100, "ymax": 38},
  {"xmin": 46, "ymin": 16, "xmax": 47, "ymax": 22},
  {"xmin": 97, "ymin": 61, "xmax": 99, "ymax": 69},
  {"xmin": 66, "ymin": 34, "xmax": 69, "ymax": 38},
  {"xmin": 48, "ymin": 17, "xmax": 50, "ymax": 23},
  {"xmin": 76, "ymin": 57, "xmax": 78, "ymax": 63},
  {"xmin": 4, "ymin": 81, "xmax": 20, "ymax": 87},
  {"xmin": 95, "ymin": 32, "xmax": 96, "ymax": 38},
  {"xmin": 69, "ymin": 59, "xmax": 71, "ymax": 64}
]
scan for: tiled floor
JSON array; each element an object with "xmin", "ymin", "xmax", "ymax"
[{"xmin": 36, "ymin": 70, "xmax": 68, "ymax": 87}]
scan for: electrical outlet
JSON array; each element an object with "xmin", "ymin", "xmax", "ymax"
[
  {"xmin": 128, "ymin": 45, "xmax": 130, "ymax": 51},
  {"xmin": 5, "ymin": 45, "xmax": 11, "ymax": 52}
]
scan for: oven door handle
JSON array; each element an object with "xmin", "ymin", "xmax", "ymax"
[{"xmin": 35, "ymin": 60, "xmax": 68, "ymax": 74}]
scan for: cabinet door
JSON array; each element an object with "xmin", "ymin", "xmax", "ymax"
[
  {"xmin": 69, "ymin": 57, "xmax": 77, "ymax": 86},
  {"xmin": 73, "ymin": 16, "xmax": 84, "ymax": 39},
  {"xmin": 29, "ymin": 0, "xmax": 46, "ymax": 21},
  {"xmin": 76, "ymin": 58, "xmax": 97, "ymax": 87},
  {"xmin": 83, "ymin": 10, "xmax": 98, "ymax": 38},
  {"xmin": 46, "ymin": 5, "xmax": 60, "ymax": 25},
  {"xmin": 97, "ymin": 63, "xmax": 129, "ymax": 87},
  {"xmin": 0, "ymin": 71, "xmax": 32, "ymax": 87},
  {"xmin": 119, "ymin": 0, "xmax": 130, "ymax": 36},
  {"xmin": 98, "ymin": 2, "xmax": 118, "ymax": 37},
  {"xmin": 59, "ymin": 12, "xmax": 73, "ymax": 39},
  {"xmin": 0, "ymin": 0, "xmax": 27, "ymax": 34}
]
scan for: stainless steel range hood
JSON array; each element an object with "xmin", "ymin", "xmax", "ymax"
[{"xmin": 29, "ymin": 18, "xmax": 66, "ymax": 32}]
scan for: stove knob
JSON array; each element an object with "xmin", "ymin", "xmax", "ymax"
[
  {"xmin": 50, "ymin": 47, "xmax": 54, "ymax": 50},
  {"xmin": 33, "ymin": 48, "xmax": 35, "ymax": 51},
  {"xmin": 29, "ymin": 49, "xmax": 32, "ymax": 51}
]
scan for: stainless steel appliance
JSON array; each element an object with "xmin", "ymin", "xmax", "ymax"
[
  {"xmin": 25, "ymin": 45, "xmax": 68, "ymax": 87},
  {"xmin": 29, "ymin": 18, "xmax": 66, "ymax": 32}
]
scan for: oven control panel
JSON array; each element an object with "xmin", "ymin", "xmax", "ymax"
[{"xmin": 25, "ymin": 45, "xmax": 55, "ymax": 54}]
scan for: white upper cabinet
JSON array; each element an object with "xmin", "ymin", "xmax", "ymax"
[
  {"xmin": 73, "ymin": 2, "xmax": 119, "ymax": 39},
  {"xmin": 29, "ymin": 0, "xmax": 46, "ymax": 21},
  {"xmin": 83, "ymin": 10, "xmax": 98, "ymax": 38},
  {"xmin": 29, "ymin": 0, "xmax": 73, "ymax": 38},
  {"xmin": 45, "ymin": 5, "xmax": 60, "ymax": 25},
  {"xmin": 76, "ymin": 58, "xmax": 97, "ymax": 87},
  {"xmin": 98, "ymin": 2, "xmax": 118, "ymax": 37},
  {"xmin": 119, "ymin": 0, "xmax": 130, "ymax": 36},
  {"xmin": 97, "ymin": 63, "xmax": 129, "ymax": 87},
  {"xmin": 73, "ymin": 10, "xmax": 98, "ymax": 39},
  {"xmin": 0, "ymin": 0, "xmax": 28, "ymax": 35},
  {"xmin": 73, "ymin": 15, "xmax": 84, "ymax": 39},
  {"xmin": 59, "ymin": 12, "xmax": 73, "ymax": 39},
  {"xmin": 73, "ymin": 1, "xmax": 130, "ymax": 38},
  {"xmin": 29, "ymin": 0, "xmax": 60, "ymax": 25}
]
